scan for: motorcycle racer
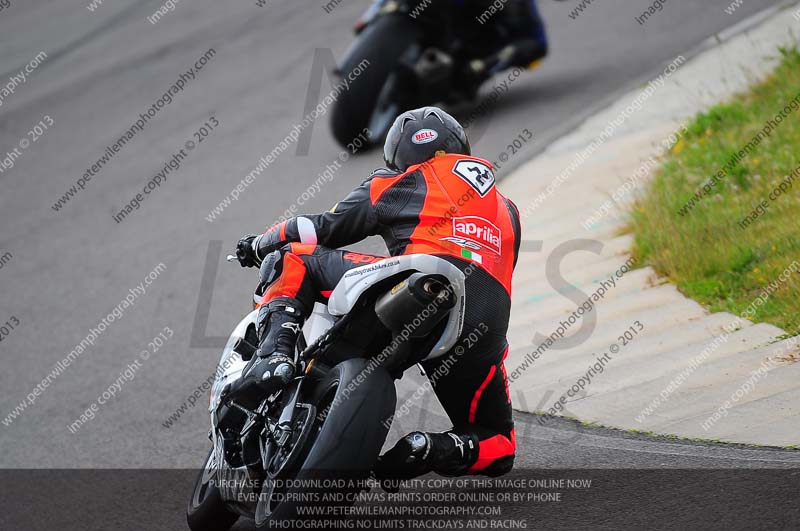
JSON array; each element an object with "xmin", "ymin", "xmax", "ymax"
[
  {"xmin": 357, "ymin": 0, "xmax": 548, "ymax": 86},
  {"xmin": 228, "ymin": 106, "xmax": 521, "ymax": 478}
]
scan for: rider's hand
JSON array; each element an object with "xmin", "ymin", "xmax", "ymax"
[
  {"xmin": 237, "ymin": 223, "xmax": 287, "ymax": 268},
  {"xmin": 235, "ymin": 234, "xmax": 261, "ymax": 268}
]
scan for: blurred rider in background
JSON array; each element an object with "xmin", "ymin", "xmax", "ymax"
[{"xmin": 354, "ymin": 0, "xmax": 549, "ymax": 96}]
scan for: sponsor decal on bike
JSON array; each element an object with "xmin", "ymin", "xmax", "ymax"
[
  {"xmin": 390, "ymin": 280, "xmax": 407, "ymax": 295},
  {"xmin": 452, "ymin": 159, "xmax": 495, "ymax": 197},
  {"xmin": 452, "ymin": 216, "xmax": 502, "ymax": 255},
  {"xmin": 412, "ymin": 128, "xmax": 438, "ymax": 144},
  {"xmin": 343, "ymin": 259, "xmax": 401, "ymax": 278}
]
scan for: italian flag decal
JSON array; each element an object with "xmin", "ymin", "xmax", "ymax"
[{"xmin": 461, "ymin": 248, "xmax": 483, "ymax": 264}]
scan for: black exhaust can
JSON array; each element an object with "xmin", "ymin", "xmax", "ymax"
[{"xmin": 374, "ymin": 272, "xmax": 456, "ymax": 338}]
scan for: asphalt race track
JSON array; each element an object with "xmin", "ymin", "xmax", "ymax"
[{"xmin": 0, "ymin": 1, "xmax": 798, "ymax": 529}]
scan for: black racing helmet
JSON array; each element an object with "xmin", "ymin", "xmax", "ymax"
[{"xmin": 383, "ymin": 106, "xmax": 471, "ymax": 172}]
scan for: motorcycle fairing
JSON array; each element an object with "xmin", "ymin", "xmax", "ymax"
[
  {"xmin": 328, "ymin": 254, "xmax": 465, "ymax": 360},
  {"xmin": 209, "ymin": 310, "xmax": 258, "ymax": 413}
]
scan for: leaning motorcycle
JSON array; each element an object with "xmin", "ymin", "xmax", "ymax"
[
  {"xmin": 330, "ymin": 0, "xmax": 518, "ymax": 147},
  {"xmin": 187, "ymin": 252, "xmax": 465, "ymax": 530}
]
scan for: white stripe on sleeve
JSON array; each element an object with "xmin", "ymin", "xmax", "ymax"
[{"xmin": 296, "ymin": 217, "xmax": 318, "ymax": 245}]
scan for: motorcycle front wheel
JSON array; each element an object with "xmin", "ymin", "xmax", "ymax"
[
  {"xmin": 186, "ymin": 448, "xmax": 239, "ymax": 531},
  {"xmin": 255, "ymin": 357, "xmax": 397, "ymax": 528}
]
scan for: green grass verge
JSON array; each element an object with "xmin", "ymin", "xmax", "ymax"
[{"xmin": 630, "ymin": 47, "xmax": 800, "ymax": 336}]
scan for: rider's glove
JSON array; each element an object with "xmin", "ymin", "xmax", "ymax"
[
  {"xmin": 236, "ymin": 223, "xmax": 287, "ymax": 268},
  {"xmin": 235, "ymin": 234, "xmax": 261, "ymax": 268}
]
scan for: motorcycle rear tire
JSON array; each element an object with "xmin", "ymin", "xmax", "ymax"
[{"xmin": 330, "ymin": 13, "xmax": 421, "ymax": 148}]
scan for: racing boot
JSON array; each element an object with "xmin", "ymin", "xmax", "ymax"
[
  {"xmin": 466, "ymin": 40, "xmax": 548, "ymax": 83},
  {"xmin": 222, "ymin": 298, "xmax": 304, "ymax": 408},
  {"xmin": 374, "ymin": 431, "xmax": 479, "ymax": 484}
]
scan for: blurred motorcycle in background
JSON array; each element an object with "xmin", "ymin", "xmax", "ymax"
[{"xmin": 330, "ymin": 0, "xmax": 545, "ymax": 147}]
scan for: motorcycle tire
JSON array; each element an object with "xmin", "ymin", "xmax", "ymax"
[
  {"xmin": 330, "ymin": 13, "xmax": 421, "ymax": 148},
  {"xmin": 187, "ymin": 448, "xmax": 240, "ymax": 531},
  {"xmin": 255, "ymin": 357, "xmax": 397, "ymax": 527}
]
